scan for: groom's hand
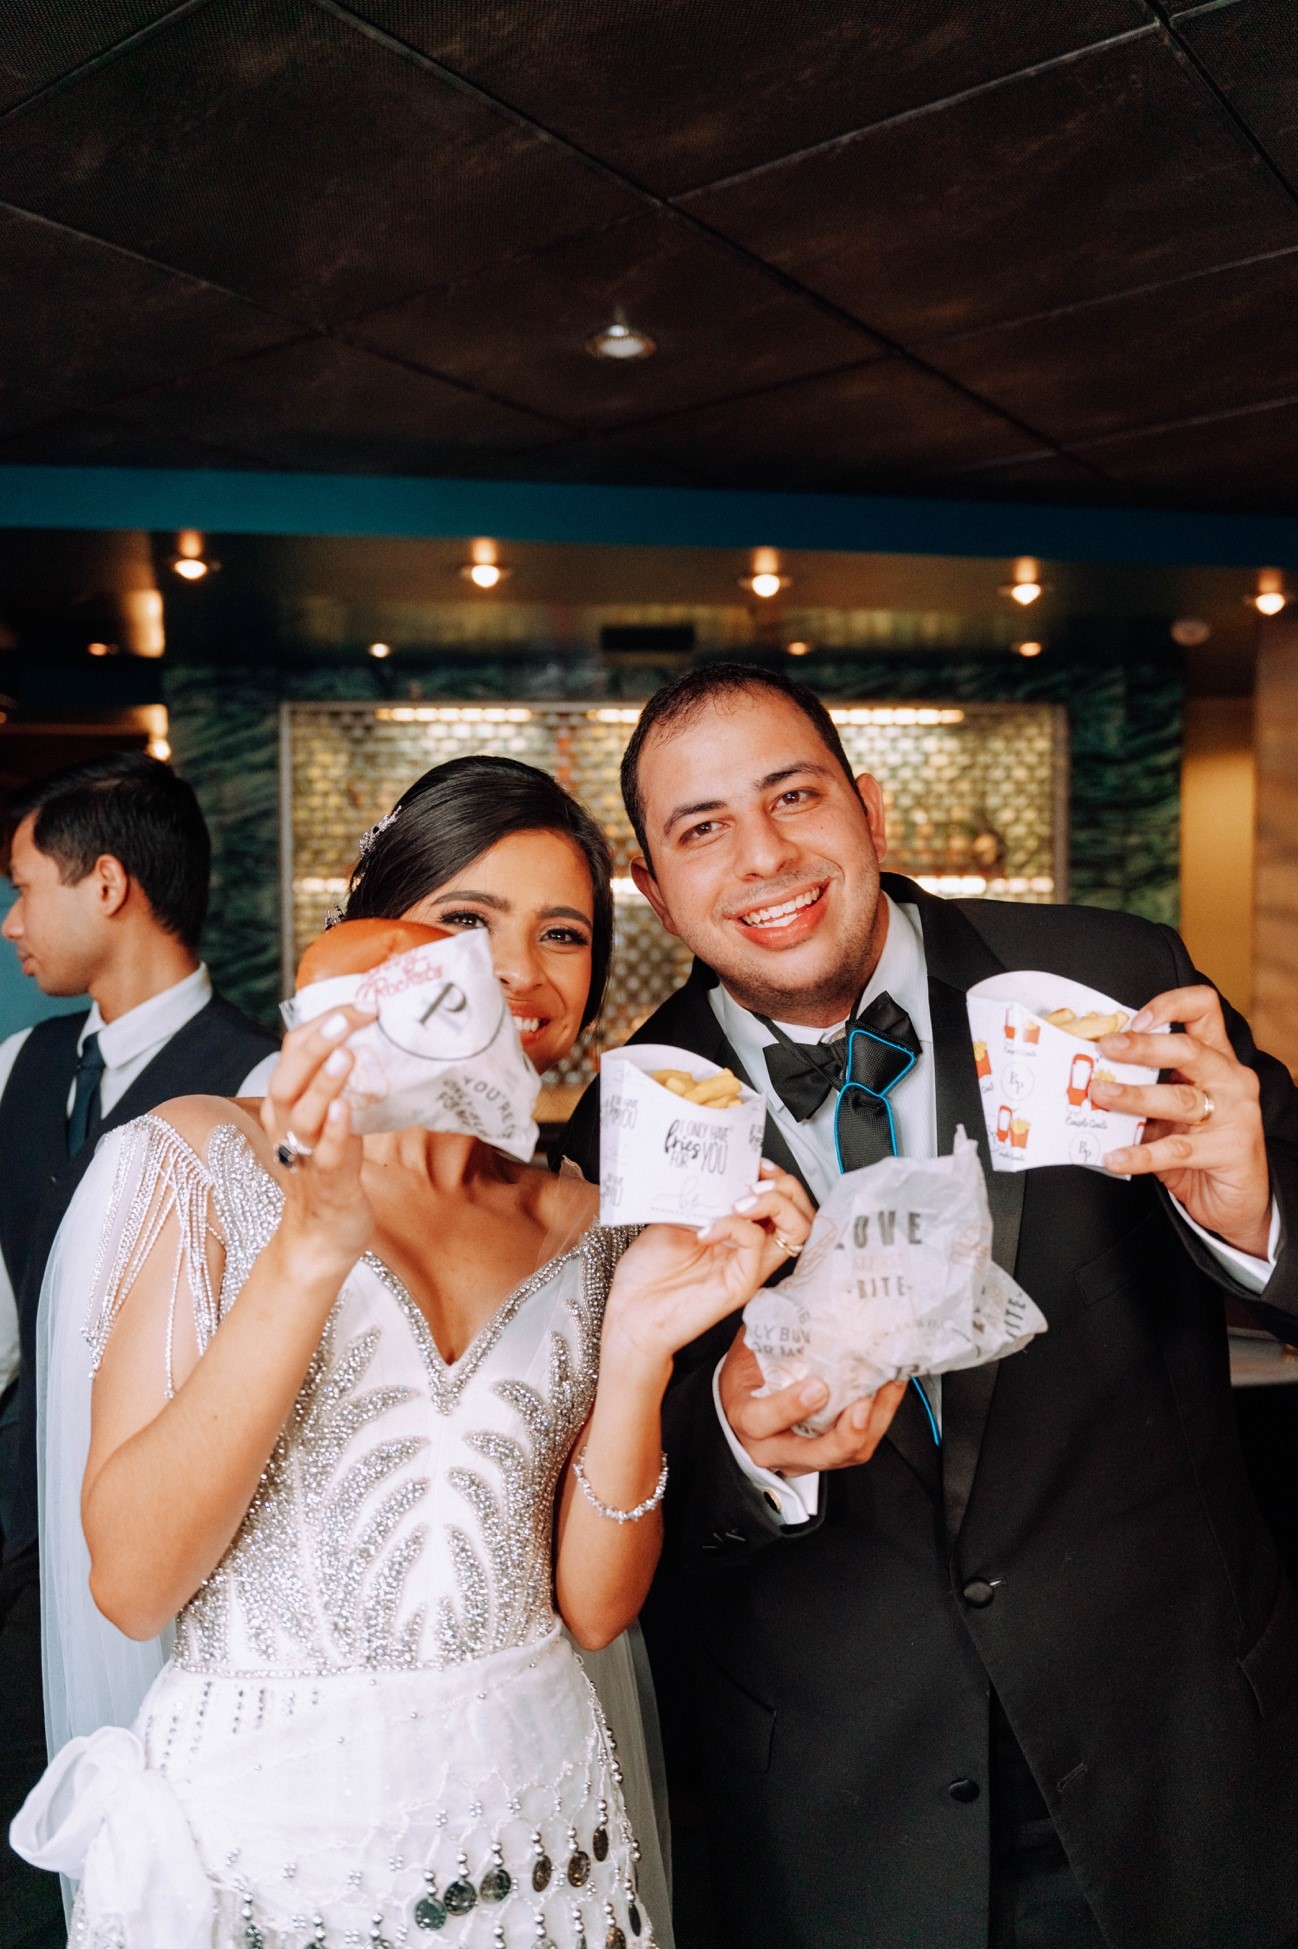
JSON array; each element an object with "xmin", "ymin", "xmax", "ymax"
[
  {"xmin": 719, "ymin": 1330, "xmax": 906, "ymax": 1474},
  {"xmin": 1092, "ymin": 984, "xmax": 1272, "ymax": 1259}
]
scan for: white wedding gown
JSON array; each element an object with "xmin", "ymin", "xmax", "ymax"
[{"xmin": 14, "ymin": 1116, "xmax": 670, "ymax": 1949}]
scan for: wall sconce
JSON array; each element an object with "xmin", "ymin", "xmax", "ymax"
[
  {"xmin": 368, "ymin": 642, "xmax": 392, "ymax": 660},
  {"xmin": 1014, "ymin": 640, "xmax": 1043, "ymax": 658}
]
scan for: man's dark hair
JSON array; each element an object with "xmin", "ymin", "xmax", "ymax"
[
  {"xmin": 344, "ymin": 754, "xmax": 614, "ymax": 1028},
  {"xmin": 9, "ymin": 750, "xmax": 211, "ymax": 952},
  {"xmin": 620, "ymin": 662, "xmax": 858, "ymax": 862}
]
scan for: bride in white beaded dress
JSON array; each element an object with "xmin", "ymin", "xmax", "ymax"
[{"xmin": 13, "ymin": 757, "xmax": 812, "ymax": 1949}]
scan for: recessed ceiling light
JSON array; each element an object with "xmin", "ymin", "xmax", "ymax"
[
  {"xmin": 586, "ymin": 321, "xmax": 656, "ymax": 361},
  {"xmin": 170, "ymin": 529, "xmax": 216, "ymax": 579},
  {"xmin": 368, "ymin": 641, "xmax": 392, "ymax": 659},
  {"xmin": 1014, "ymin": 640, "xmax": 1043, "ymax": 658},
  {"xmin": 1251, "ymin": 571, "xmax": 1288, "ymax": 615},
  {"xmin": 786, "ymin": 640, "xmax": 812, "ymax": 657},
  {"xmin": 999, "ymin": 555, "xmax": 1047, "ymax": 606}
]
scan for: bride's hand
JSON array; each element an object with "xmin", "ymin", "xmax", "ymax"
[
  {"xmin": 260, "ymin": 1005, "xmax": 378, "ymax": 1271},
  {"xmin": 602, "ymin": 1162, "xmax": 813, "ymax": 1382}
]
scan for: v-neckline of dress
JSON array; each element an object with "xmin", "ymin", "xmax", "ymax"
[
  {"xmin": 361, "ymin": 1230, "xmax": 597, "ymax": 1414},
  {"xmin": 213, "ymin": 1119, "xmax": 597, "ymax": 1416}
]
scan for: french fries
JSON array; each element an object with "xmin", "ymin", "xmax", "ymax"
[
  {"xmin": 649, "ymin": 1065, "xmax": 745, "ymax": 1109},
  {"xmin": 1041, "ymin": 1006, "xmax": 1128, "ymax": 1041}
]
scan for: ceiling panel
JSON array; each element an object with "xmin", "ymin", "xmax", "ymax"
[
  {"xmin": 0, "ymin": 0, "xmax": 641, "ymax": 327},
  {"xmin": 923, "ymin": 248, "xmax": 1298, "ymax": 443},
  {"xmin": 682, "ymin": 33, "xmax": 1298, "ymax": 342},
  {"xmin": 350, "ymin": 0, "xmax": 1151, "ymax": 196},
  {"xmin": 0, "ymin": 0, "xmax": 182, "ymax": 113},
  {"xmin": 350, "ymin": 208, "xmax": 884, "ymax": 429},
  {"xmin": 936, "ymin": 450, "xmax": 1117, "ymax": 502},
  {"xmin": 108, "ymin": 335, "xmax": 568, "ymax": 474},
  {"xmin": 1174, "ymin": 0, "xmax": 1298, "ymax": 192},
  {"xmin": 1074, "ymin": 397, "xmax": 1298, "ymax": 507},
  {"xmin": 0, "ymin": 203, "xmax": 299, "ymax": 408},
  {"xmin": 0, "ymin": 409, "xmax": 272, "ymax": 468},
  {"xmin": 606, "ymin": 358, "xmax": 1040, "ymax": 492}
]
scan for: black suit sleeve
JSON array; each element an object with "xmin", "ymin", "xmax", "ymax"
[
  {"xmin": 660, "ymin": 1323, "xmax": 827, "ymax": 1577},
  {"xmin": 1158, "ymin": 925, "xmax": 1298, "ymax": 1338}
]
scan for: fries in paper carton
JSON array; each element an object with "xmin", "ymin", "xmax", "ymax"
[
  {"xmin": 743, "ymin": 1132, "xmax": 1047, "ymax": 1433},
  {"xmin": 598, "ymin": 1043, "xmax": 766, "ymax": 1226},
  {"xmin": 966, "ymin": 970, "xmax": 1166, "ymax": 1173},
  {"xmin": 282, "ymin": 927, "xmax": 539, "ymax": 1159}
]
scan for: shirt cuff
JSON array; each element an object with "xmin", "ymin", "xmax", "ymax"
[
  {"xmin": 1172, "ymin": 1195, "xmax": 1280, "ymax": 1296},
  {"xmin": 711, "ymin": 1358, "xmax": 820, "ymax": 1525}
]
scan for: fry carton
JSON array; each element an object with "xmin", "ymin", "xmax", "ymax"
[
  {"xmin": 965, "ymin": 970, "xmax": 1166, "ymax": 1174},
  {"xmin": 743, "ymin": 1131, "xmax": 1047, "ymax": 1433},
  {"xmin": 283, "ymin": 927, "xmax": 539, "ymax": 1159},
  {"xmin": 598, "ymin": 1043, "xmax": 767, "ymax": 1226}
]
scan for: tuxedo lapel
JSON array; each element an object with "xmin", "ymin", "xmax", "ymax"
[{"xmin": 886, "ymin": 876, "xmax": 1026, "ymax": 1542}]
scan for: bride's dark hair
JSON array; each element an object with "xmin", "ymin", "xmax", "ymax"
[{"xmin": 343, "ymin": 755, "xmax": 614, "ymax": 1028}]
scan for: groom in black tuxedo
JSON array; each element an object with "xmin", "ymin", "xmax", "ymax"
[{"xmin": 561, "ymin": 664, "xmax": 1298, "ymax": 1949}]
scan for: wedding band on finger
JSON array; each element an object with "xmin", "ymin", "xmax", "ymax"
[
  {"xmin": 1192, "ymin": 1087, "xmax": 1216, "ymax": 1125},
  {"xmin": 275, "ymin": 1130, "xmax": 315, "ymax": 1170},
  {"xmin": 773, "ymin": 1231, "xmax": 804, "ymax": 1257}
]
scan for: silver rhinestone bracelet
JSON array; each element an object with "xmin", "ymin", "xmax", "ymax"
[{"xmin": 573, "ymin": 1446, "xmax": 668, "ymax": 1523}]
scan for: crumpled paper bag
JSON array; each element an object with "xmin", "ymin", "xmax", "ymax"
[
  {"xmin": 282, "ymin": 927, "xmax": 539, "ymax": 1160},
  {"xmin": 742, "ymin": 1130, "xmax": 1047, "ymax": 1433}
]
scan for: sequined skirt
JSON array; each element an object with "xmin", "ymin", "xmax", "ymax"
[{"xmin": 47, "ymin": 1629, "xmax": 653, "ymax": 1949}]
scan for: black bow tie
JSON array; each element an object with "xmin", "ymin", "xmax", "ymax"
[{"xmin": 758, "ymin": 990, "xmax": 921, "ymax": 1170}]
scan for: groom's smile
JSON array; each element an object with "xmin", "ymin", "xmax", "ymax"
[{"xmin": 628, "ymin": 687, "xmax": 891, "ymax": 1027}]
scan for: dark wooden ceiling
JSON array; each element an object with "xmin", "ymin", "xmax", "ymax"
[{"xmin": 1, "ymin": 0, "xmax": 1297, "ymax": 509}]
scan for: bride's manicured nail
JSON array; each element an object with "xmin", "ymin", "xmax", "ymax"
[
  {"xmin": 733, "ymin": 1194, "xmax": 759, "ymax": 1213},
  {"xmin": 320, "ymin": 1012, "xmax": 350, "ymax": 1041},
  {"xmin": 325, "ymin": 1048, "xmax": 351, "ymax": 1076},
  {"xmin": 1129, "ymin": 1008, "xmax": 1153, "ymax": 1032},
  {"xmin": 799, "ymin": 1379, "xmax": 827, "ymax": 1406},
  {"xmin": 696, "ymin": 1222, "xmax": 717, "ymax": 1241},
  {"xmin": 326, "ymin": 1099, "xmax": 347, "ymax": 1124}
]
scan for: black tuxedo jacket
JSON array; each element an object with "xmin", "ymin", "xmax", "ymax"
[{"xmin": 560, "ymin": 877, "xmax": 1298, "ymax": 1949}]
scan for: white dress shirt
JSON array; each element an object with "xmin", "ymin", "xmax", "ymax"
[
  {"xmin": 0, "ymin": 966, "xmax": 279, "ymax": 1391},
  {"xmin": 709, "ymin": 896, "xmax": 1279, "ymax": 1524}
]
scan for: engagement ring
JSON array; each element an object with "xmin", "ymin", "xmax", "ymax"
[{"xmin": 276, "ymin": 1131, "xmax": 315, "ymax": 1169}]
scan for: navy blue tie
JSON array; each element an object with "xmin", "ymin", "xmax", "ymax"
[{"xmin": 67, "ymin": 1031, "xmax": 106, "ymax": 1157}]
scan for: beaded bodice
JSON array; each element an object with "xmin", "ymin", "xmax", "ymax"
[{"xmin": 99, "ymin": 1116, "xmax": 626, "ymax": 1679}]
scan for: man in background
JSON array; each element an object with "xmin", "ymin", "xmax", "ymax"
[{"xmin": 0, "ymin": 752, "xmax": 278, "ymax": 1949}]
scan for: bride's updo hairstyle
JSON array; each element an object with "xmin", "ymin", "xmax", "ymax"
[{"xmin": 342, "ymin": 755, "xmax": 614, "ymax": 1028}]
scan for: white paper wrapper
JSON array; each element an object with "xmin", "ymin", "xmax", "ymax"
[
  {"xmin": 966, "ymin": 971, "xmax": 1167, "ymax": 1174},
  {"xmin": 282, "ymin": 928, "xmax": 539, "ymax": 1160},
  {"xmin": 598, "ymin": 1043, "xmax": 767, "ymax": 1226},
  {"xmin": 743, "ymin": 1131, "xmax": 1046, "ymax": 1433}
]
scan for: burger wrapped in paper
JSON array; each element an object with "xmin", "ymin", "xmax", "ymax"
[
  {"xmin": 598, "ymin": 1043, "xmax": 767, "ymax": 1226},
  {"xmin": 743, "ymin": 1131, "xmax": 1046, "ymax": 1434},
  {"xmin": 283, "ymin": 919, "xmax": 540, "ymax": 1159}
]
